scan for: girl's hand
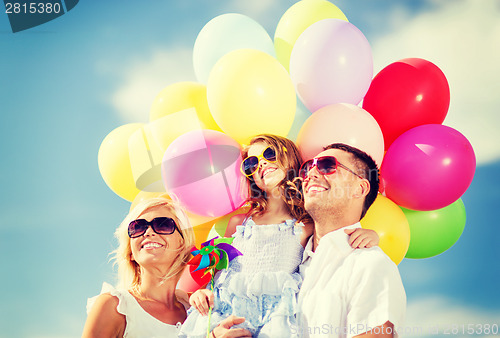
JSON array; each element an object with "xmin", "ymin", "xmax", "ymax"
[
  {"xmin": 345, "ymin": 228, "xmax": 379, "ymax": 248},
  {"xmin": 189, "ymin": 289, "xmax": 214, "ymax": 316}
]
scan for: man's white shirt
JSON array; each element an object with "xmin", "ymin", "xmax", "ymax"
[{"xmin": 297, "ymin": 223, "xmax": 406, "ymax": 338}]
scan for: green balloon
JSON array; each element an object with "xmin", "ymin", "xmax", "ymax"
[{"xmin": 402, "ymin": 199, "xmax": 466, "ymax": 259}]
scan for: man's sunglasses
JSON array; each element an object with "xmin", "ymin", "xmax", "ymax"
[
  {"xmin": 299, "ymin": 156, "xmax": 364, "ymax": 180},
  {"xmin": 241, "ymin": 146, "xmax": 277, "ymax": 177},
  {"xmin": 128, "ymin": 217, "xmax": 183, "ymax": 239}
]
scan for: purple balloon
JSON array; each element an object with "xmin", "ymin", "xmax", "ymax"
[
  {"xmin": 381, "ymin": 124, "xmax": 476, "ymax": 211},
  {"xmin": 162, "ymin": 130, "xmax": 248, "ymax": 217},
  {"xmin": 289, "ymin": 19, "xmax": 373, "ymax": 112}
]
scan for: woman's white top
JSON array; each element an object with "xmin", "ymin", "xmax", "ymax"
[{"xmin": 87, "ymin": 282, "xmax": 187, "ymax": 337}]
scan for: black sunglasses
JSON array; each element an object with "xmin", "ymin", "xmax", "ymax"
[
  {"xmin": 299, "ymin": 156, "xmax": 364, "ymax": 180},
  {"xmin": 128, "ymin": 217, "xmax": 183, "ymax": 239}
]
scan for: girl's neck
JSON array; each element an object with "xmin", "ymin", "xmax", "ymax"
[
  {"xmin": 253, "ymin": 192, "xmax": 293, "ymax": 224},
  {"xmin": 266, "ymin": 194, "xmax": 289, "ymax": 214}
]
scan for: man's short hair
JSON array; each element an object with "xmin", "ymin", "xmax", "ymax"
[{"xmin": 324, "ymin": 143, "xmax": 379, "ymax": 219}]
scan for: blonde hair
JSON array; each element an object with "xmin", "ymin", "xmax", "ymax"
[
  {"xmin": 242, "ymin": 134, "xmax": 311, "ymax": 223},
  {"xmin": 112, "ymin": 197, "xmax": 195, "ymax": 292}
]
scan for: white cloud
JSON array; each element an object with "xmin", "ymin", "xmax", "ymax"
[
  {"xmin": 111, "ymin": 47, "xmax": 196, "ymax": 123},
  {"xmin": 371, "ymin": 0, "xmax": 500, "ymax": 165},
  {"xmin": 401, "ymin": 296, "xmax": 500, "ymax": 337}
]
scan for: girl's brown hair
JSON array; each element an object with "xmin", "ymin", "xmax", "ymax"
[{"xmin": 242, "ymin": 134, "xmax": 311, "ymax": 223}]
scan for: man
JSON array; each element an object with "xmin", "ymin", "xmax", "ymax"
[{"xmin": 297, "ymin": 143, "xmax": 406, "ymax": 338}]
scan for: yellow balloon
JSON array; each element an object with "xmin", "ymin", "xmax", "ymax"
[
  {"xmin": 274, "ymin": 0, "xmax": 348, "ymax": 72},
  {"xmin": 213, "ymin": 205, "xmax": 251, "ymax": 237},
  {"xmin": 128, "ymin": 124, "xmax": 165, "ymax": 192},
  {"xmin": 150, "ymin": 81, "xmax": 221, "ymax": 131},
  {"xmin": 153, "ymin": 107, "xmax": 208, "ymax": 149},
  {"xmin": 130, "ymin": 191, "xmax": 169, "ymax": 211},
  {"xmin": 207, "ymin": 49, "xmax": 296, "ymax": 144},
  {"xmin": 98, "ymin": 123, "xmax": 143, "ymax": 202},
  {"xmin": 360, "ymin": 195, "xmax": 410, "ymax": 265}
]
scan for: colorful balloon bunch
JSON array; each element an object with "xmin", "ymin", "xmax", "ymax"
[{"xmin": 98, "ymin": 0, "xmax": 475, "ymax": 263}]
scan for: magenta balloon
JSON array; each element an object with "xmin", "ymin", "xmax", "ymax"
[
  {"xmin": 296, "ymin": 103, "xmax": 384, "ymax": 166},
  {"xmin": 162, "ymin": 129, "xmax": 248, "ymax": 217},
  {"xmin": 381, "ymin": 124, "xmax": 476, "ymax": 211},
  {"xmin": 289, "ymin": 19, "xmax": 373, "ymax": 112}
]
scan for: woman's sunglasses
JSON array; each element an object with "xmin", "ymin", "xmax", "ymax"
[
  {"xmin": 241, "ymin": 146, "xmax": 277, "ymax": 177},
  {"xmin": 299, "ymin": 156, "xmax": 364, "ymax": 180},
  {"xmin": 128, "ymin": 217, "xmax": 183, "ymax": 239}
]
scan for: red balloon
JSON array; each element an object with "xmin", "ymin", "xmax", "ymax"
[{"xmin": 363, "ymin": 58, "xmax": 450, "ymax": 150}]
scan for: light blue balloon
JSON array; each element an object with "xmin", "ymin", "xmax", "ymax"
[
  {"xmin": 287, "ymin": 98, "xmax": 311, "ymax": 142},
  {"xmin": 193, "ymin": 13, "xmax": 276, "ymax": 84}
]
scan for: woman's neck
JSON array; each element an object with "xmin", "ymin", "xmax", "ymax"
[{"xmin": 136, "ymin": 269, "xmax": 178, "ymax": 307}]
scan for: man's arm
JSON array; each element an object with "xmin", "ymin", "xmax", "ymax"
[
  {"xmin": 346, "ymin": 251, "xmax": 406, "ymax": 338},
  {"xmin": 355, "ymin": 321, "xmax": 394, "ymax": 338}
]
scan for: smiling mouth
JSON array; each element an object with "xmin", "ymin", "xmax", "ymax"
[
  {"xmin": 261, "ymin": 167, "xmax": 277, "ymax": 179},
  {"xmin": 306, "ymin": 185, "xmax": 327, "ymax": 194},
  {"xmin": 142, "ymin": 242, "xmax": 164, "ymax": 250}
]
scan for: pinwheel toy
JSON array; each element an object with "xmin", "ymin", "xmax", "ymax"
[{"xmin": 187, "ymin": 236, "xmax": 242, "ymax": 337}]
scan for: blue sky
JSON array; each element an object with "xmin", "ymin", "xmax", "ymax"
[{"xmin": 0, "ymin": 0, "xmax": 499, "ymax": 337}]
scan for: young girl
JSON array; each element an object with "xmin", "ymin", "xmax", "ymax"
[{"xmin": 179, "ymin": 135, "xmax": 378, "ymax": 337}]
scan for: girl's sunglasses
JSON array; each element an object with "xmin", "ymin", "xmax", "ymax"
[
  {"xmin": 299, "ymin": 156, "xmax": 364, "ymax": 180},
  {"xmin": 128, "ymin": 217, "xmax": 183, "ymax": 239},
  {"xmin": 241, "ymin": 146, "xmax": 277, "ymax": 177}
]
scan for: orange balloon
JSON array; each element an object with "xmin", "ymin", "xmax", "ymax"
[
  {"xmin": 360, "ymin": 194, "xmax": 410, "ymax": 264},
  {"xmin": 192, "ymin": 219, "xmax": 217, "ymax": 249}
]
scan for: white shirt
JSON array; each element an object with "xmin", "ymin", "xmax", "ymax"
[{"xmin": 297, "ymin": 223, "xmax": 406, "ymax": 338}]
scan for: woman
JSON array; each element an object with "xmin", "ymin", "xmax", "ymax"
[{"xmin": 83, "ymin": 197, "xmax": 251, "ymax": 337}]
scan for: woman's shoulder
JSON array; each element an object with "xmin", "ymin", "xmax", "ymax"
[
  {"xmin": 83, "ymin": 288, "xmax": 126, "ymax": 337},
  {"xmin": 91, "ymin": 292, "xmax": 122, "ymax": 314},
  {"xmin": 87, "ymin": 283, "xmax": 125, "ymax": 311}
]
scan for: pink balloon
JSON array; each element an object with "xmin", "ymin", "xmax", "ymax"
[
  {"xmin": 381, "ymin": 124, "xmax": 476, "ymax": 211},
  {"xmin": 290, "ymin": 19, "xmax": 373, "ymax": 112},
  {"xmin": 296, "ymin": 103, "xmax": 384, "ymax": 166},
  {"xmin": 177, "ymin": 266, "xmax": 206, "ymax": 292},
  {"xmin": 162, "ymin": 130, "xmax": 248, "ymax": 217}
]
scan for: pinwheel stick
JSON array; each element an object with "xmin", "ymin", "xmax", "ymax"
[
  {"xmin": 206, "ymin": 273, "xmax": 215, "ymax": 338},
  {"xmin": 186, "ymin": 237, "xmax": 242, "ymax": 338}
]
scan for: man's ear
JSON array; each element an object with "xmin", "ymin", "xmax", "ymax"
[{"xmin": 353, "ymin": 179, "xmax": 370, "ymax": 199}]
